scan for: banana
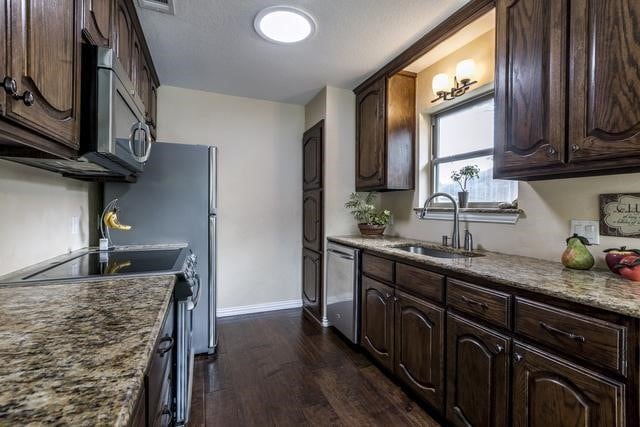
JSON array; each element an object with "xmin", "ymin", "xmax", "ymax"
[
  {"xmin": 103, "ymin": 211, "xmax": 114, "ymax": 228},
  {"xmin": 105, "ymin": 260, "xmax": 132, "ymax": 274},
  {"xmin": 106, "ymin": 211, "xmax": 132, "ymax": 231}
]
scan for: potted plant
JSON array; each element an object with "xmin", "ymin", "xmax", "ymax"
[
  {"xmin": 451, "ymin": 165, "xmax": 480, "ymax": 208},
  {"xmin": 345, "ymin": 192, "xmax": 392, "ymax": 236}
]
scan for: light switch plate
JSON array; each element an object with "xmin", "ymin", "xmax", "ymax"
[{"xmin": 570, "ymin": 220, "xmax": 600, "ymax": 245}]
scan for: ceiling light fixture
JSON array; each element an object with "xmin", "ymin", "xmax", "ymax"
[{"xmin": 254, "ymin": 6, "xmax": 316, "ymax": 44}]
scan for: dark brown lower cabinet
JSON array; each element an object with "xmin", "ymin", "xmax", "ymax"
[
  {"xmin": 302, "ymin": 248, "xmax": 322, "ymax": 319},
  {"xmin": 512, "ymin": 342, "xmax": 625, "ymax": 427},
  {"xmin": 394, "ymin": 290, "xmax": 444, "ymax": 411},
  {"xmin": 131, "ymin": 387, "xmax": 146, "ymax": 427},
  {"xmin": 446, "ymin": 313, "xmax": 510, "ymax": 427},
  {"xmin": 361, "ymin": 276, "xmax": 395, "ymax": 371}
]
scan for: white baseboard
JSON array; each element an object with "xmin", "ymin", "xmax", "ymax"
[{"xmin": 217, "ymin": 299, "xmax": 303, "ymax": 317}]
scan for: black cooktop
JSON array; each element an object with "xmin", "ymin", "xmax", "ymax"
[{"xmin": 24, "ymin": 249, "xmax": 183, "ymax": 281}]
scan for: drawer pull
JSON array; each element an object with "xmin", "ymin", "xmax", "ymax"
[
  {"xmin": 461, "ymin": 295, "xmax": 488, "ymax": 310},
  {"xmin": 513, "ymin": 352, "xmax": 523, "ymax": 363},
  {"xmin": 495, "ymin": 344, "xmax": 504, "ymax": 354},
  {"xmin": 540, "ymin": 322, "xmax": 586, "ymax": 343},
  {"xmin": 157, "ymin": 336, "xmax": 174, "ymax": 356}
]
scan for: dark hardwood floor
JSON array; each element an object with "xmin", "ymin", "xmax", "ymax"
[{"xmin": 189, "ymin": 308, "xmax": 439, "ymax": 426}]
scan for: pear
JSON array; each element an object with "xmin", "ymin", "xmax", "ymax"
[{"xmin": 561, "ymin": 234, "xmax": 595, "ymax": 270}]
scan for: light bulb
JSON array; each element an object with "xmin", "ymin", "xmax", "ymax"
[
  {"xmin": 456, "ymin": 59, "xmax": 475, "ymax": 83},
  {"xmin": 432, "ymin": 73, "xmax": 450, "ymax": 96}
]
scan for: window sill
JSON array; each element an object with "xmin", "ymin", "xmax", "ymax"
[{"xmin": 412, "ymin": 207, "xmax": 523, "ymax": 224}]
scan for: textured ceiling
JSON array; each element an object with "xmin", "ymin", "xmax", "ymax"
[{"xmin": 136, "ymin": 0, "xmax": 470, "ymax": 105}]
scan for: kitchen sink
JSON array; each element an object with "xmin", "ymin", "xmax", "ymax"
[{"xmin": 394, "ymin": 245, "xmax": 484, "ymax": 259}]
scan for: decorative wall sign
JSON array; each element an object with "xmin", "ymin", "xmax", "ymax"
[{"xmin": 600, "ymin": 193, "xmax": 640, "ymax": 238}]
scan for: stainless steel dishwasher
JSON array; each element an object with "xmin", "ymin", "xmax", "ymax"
[{"xmin": 326, "ymin": 242, "xmax": 361, "ymax": 344}]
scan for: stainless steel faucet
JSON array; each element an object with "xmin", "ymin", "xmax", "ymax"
[{"xmin": 420, "ymin": 192, "xmax": 460, "ymax": 249}]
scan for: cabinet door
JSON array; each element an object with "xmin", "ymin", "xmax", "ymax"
[
  {"xmin": 114, "ymin": 0, "xmax": 132, "ymax": 77},
  {"xmin": 568, "ymin": 0, "xmax": 640, "ymax": 163},
  {"xmin": 361, "ymin": 276, "xmax": 394, "ymax": 371},
  {"xmin": 82, "ymin": 0, "xmax": 112, "ymax": 47},
  {"xmin": 130, "ymin": 29, "xmax": 142, "ymax": 95},
  {"xmin": 6, "ymin": 0, "xmax": 81, "ymax": 148},
  {"xmin": 139, "ymin": 59, "xmax": 151, "ymax": 121},
  {"xmin": 446, "ymin": 313, "xmax": 510, "ymax": 427},
  {"xmin": 394, "ymin": 290, "xmax": 444, "ymax": 411},
  {"xmin": 513, "ymin": 342, "xmax": 625, "ymax": 427},
  {"xmin": 303, "ymin": 120, "xmax": 323, "ymax": 191},
  {"xmin": 302, "ymin": 189, "xmax": 323, "ymax": 252},
  {"xmin": 494, "ymin": 0, "xmax": 567, "ymax": 178},
  {"xmin": 302, "ymin": 248, "xmax": 322, "ymax": 319},
  {"xmin": 356, "ymin": 77, "xmax": 386, "ymax": 190},
  {"xmin": 149, "ymin": 80, "xmax": 158, "ymax": 131}
]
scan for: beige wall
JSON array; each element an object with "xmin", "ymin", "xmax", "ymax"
[
  {"xmin": 0, "ymin": 160, "xmax": 93, "ymax": 275},
  {"xmin": 382, "ymin": 28, "xmax": 639, "ymax": 268},
  {"xmin": 157, "ymin": 86, "xmax": 305, "ymax": 310}
]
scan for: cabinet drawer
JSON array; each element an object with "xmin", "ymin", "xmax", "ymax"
[
  {"xmin": 148, "ymin": 302, "xmax": 175, "ymax": 422},
  {"xmin": 362, "ymin": 253, "xmax": 394, "ymax": 282},
  {"xmin": 447, "ymin": 279, "xmax": 511, "ymax": 329},
  {"xmin": 396, "ymin": 263, "xmax": 444, "ymax": 303},
  {"xmin": 514, "ymin": 298, "xmax": 627, "ymax": 375}
]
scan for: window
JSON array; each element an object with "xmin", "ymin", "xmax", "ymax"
[{"xmin": 431, "ymin": 94, "xmax": 517, "ymax": 207}]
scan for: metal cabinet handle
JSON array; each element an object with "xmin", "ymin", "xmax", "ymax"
[
  {"xmin": 461, "ymin": 295, "xmax": 488, "ymax": 310},
  {"xmin": 157, "ymin": 336, "xmax": 174, "ymax": 356},
  {"xmin": 385, "ymin": 293, "xmax": 392, "ymax": 299},
  {"xmin": 571, "ymin": 144, "xmax": 581, "ymax": 153},
  {"xmin": 3, "ymin": 77, "xmax": 35, "ymax": 106},
  {"xmin": 545, "ymin": 146, "xmax": 557, "ymax": 157},
  {"xmin": 513, "ymin": 352, "xmax": 523, "ymax": 363},
  {"xmin": 539, "ymin": 322, "xmax": 586, "ymax": 343},
  {"xmin": 495, "ymin": 344, "xmax": 504, "ymax": 354}
]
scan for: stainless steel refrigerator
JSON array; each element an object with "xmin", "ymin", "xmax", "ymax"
[{"xmin": 105, "ymin": 142, "xmax": 217, "ymax": 354}]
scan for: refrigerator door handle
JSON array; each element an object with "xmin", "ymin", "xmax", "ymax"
[
  {"xmin": 208, "ymin": 216, "xmax": 217, "ymax": 351},
  {"xmin": 209, "ymin": 147, "xmax": 217, "ymax": 215}
]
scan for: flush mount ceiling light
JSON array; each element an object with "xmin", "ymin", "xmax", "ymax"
[{"xmin": 254, "ymin": 6, "xmax": 316, "ymax": 44}]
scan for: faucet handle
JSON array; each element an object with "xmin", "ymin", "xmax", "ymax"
[{"xmin": 442, "ymin": 235, "xmax": 449, "ymax": 246}]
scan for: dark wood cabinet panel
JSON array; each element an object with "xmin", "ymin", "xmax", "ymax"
[
  {"xmin": 512, "ymin": 342, "xmax": 625, "ymax": 427},
  {"xmin": 356, "ymin": 77, "xmax": 386, "ymax": 190},
  {"xmin": 568, "ymin": 0, "xmax": 640, "ymax": 163},
  {"xmin": 149, "ymin": 80, "xmax": 158, "ymax": 132},
  {"xmin": 6, "ymin": 0, "xmax": 82, "ymax": 148},
  {"xmin": 362, "ymin": 253, "xmax": 394, "ymax": 283},
  {"xmin": 394, "ymin": 290, "xmax": 444, "ymax": 411},
  {"xmin": 82, "ymin": 0, "xmax": 112, "ymax": 47},
  {"xmin": 302, "ymin": 248, "xmax": 322, "ymax": 319},
  {"xmin": 361, "ymin": 276, "xmax": 395, "ymax": 371},
  {"xmin": 302, "ymin": 190, "xmax": 323, "ymax": 252},
  {"xmin": 114, "ymin": 0, "xmax": 132, "ymax": 77},
  {"xmin": 446, "ymin": 313, "xmax": 510, "ymax": 427},
  {"xmin": 515, "ymin": 298, "xmax": 627, "ymax": 375},
  {"xmin": 130, "ymin": 29, "xmax": 142, "ymax": 97},
  {"xmin": 447, "ymin": 278, "xmax": 512, "ymax": 329},
  {"xmin": 355, "ymin": 72, "xmax": 416, "ymax": 191},
  {"xmin": 303, "ymin": 120, "xmax": 323, "ymax": 191},
  {"xmin": 131, "ymin": 386, "xmax": 146, "ymax": 427},
  {"xmin": 139, "ymin": 60, "xmax": 151, "ymax": 121},
  {"xmin": 494, "ymin": 0, "xmax": 567, "ymax": 178},
  {"xmin": 395, "ymin": 263, "xmax": 444, "ymax": 304}
]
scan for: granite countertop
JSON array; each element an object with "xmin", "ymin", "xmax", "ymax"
[
  {"xmin": 329, "ymin": 235, "xmax": 640, "ymax": 318},
  {"xmin": 0, "ymin": 275, "xmax": 176, "ymax": 426}
]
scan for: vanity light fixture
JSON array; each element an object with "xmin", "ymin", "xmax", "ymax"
[
  {"xmin": 431, "ymin": 59, "xmax": 478, "ymax": 103},
  {"xmin": 254, "ymin": 6, "xmax": 316, "ymax": 44}
]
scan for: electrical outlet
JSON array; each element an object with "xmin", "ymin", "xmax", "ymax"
[
  {"xmin": 71, "ymin": 216, "xmax": 80, "ymax": 235},
  {"xmin": 570, "ymin": 220, "xmax": 600, "ymax": 245}
]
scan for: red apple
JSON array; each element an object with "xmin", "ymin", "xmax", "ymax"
[
  {"xmin": 615, "ymin": 255, "xmax": 640, "ymax": 282},
  {"xmin": 604, "ymin": 247, "xmax": 640, "ymax": 274}
]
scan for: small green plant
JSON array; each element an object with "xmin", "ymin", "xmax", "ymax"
[
  {"xmin": 345, "ymin": 193, "xmax": 392, "ymax": 226},
  {"xmin": 451, "ymin": 165, "xmax": 480, "ymax": 192}
]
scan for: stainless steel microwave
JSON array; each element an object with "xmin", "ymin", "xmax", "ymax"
[{"xmin": 6, "ymin": 46, "xmax": 153, "ymax": 181}]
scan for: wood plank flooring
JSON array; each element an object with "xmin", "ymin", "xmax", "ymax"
[{"xmin": 189, "ymin": 309, "xmax": 440, "ymax": 426}]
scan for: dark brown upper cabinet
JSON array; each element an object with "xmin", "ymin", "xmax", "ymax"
[
  {"xmin": 302, "ymin": 248, "xmax": 322, "ymax": 320},
  {"xmin": 394, "ymin": 290, "xmax": 445, "ymax": 412},
  {"xmin": 82, "ymin": 0, "xmax": 113, "ymax": 47},
  {"xmin": 4, "ymin": 0, "xmax": 82, "ymax": 150},
  {"xmin": 303, "ymin": 120, "xmax": 323, "ymax": 191},
  {"xmin": 302, "ymin": 189, "xmax": 323, "ymax": 252},
  {"xmin": 361, "ymin": 276, "xmax": 395, "ymax": 371},
  {"xmin": 567, "ymin": 0, "xmax": 640, "ymax": 164},
  {"xmin": 512, "ymin": 342, "xmax": 625, "ymax": 427},
  {"xmin": 114, "ymin": 0, "xmax": 133, "ymax": 78},
  {"xmin": 446, "ymin": 313, "xmax": 510, "ymax": 427},
  {"xmin": 495, "ymin": 0, "xmax": 640, "ymax": 180},
  {"xmin": 130, "ymin": 29, "xmax": 142, "ymax": 97},
  {"xmin": 355, "ymin": 72, "xmax": 415, "ymax": 191}
]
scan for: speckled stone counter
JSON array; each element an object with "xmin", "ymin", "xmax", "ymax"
[
  {"xmin": 329, "ymin": 235, "xmax": 640, "ymax": 318},
  {"xmin": 0, "ymin": 275, "xmax": 175, "ymax": 426}
]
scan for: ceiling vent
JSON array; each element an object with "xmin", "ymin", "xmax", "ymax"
[{"xmin": 138, "ymin": 0, "xmax": 175, "ymax": 15}]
